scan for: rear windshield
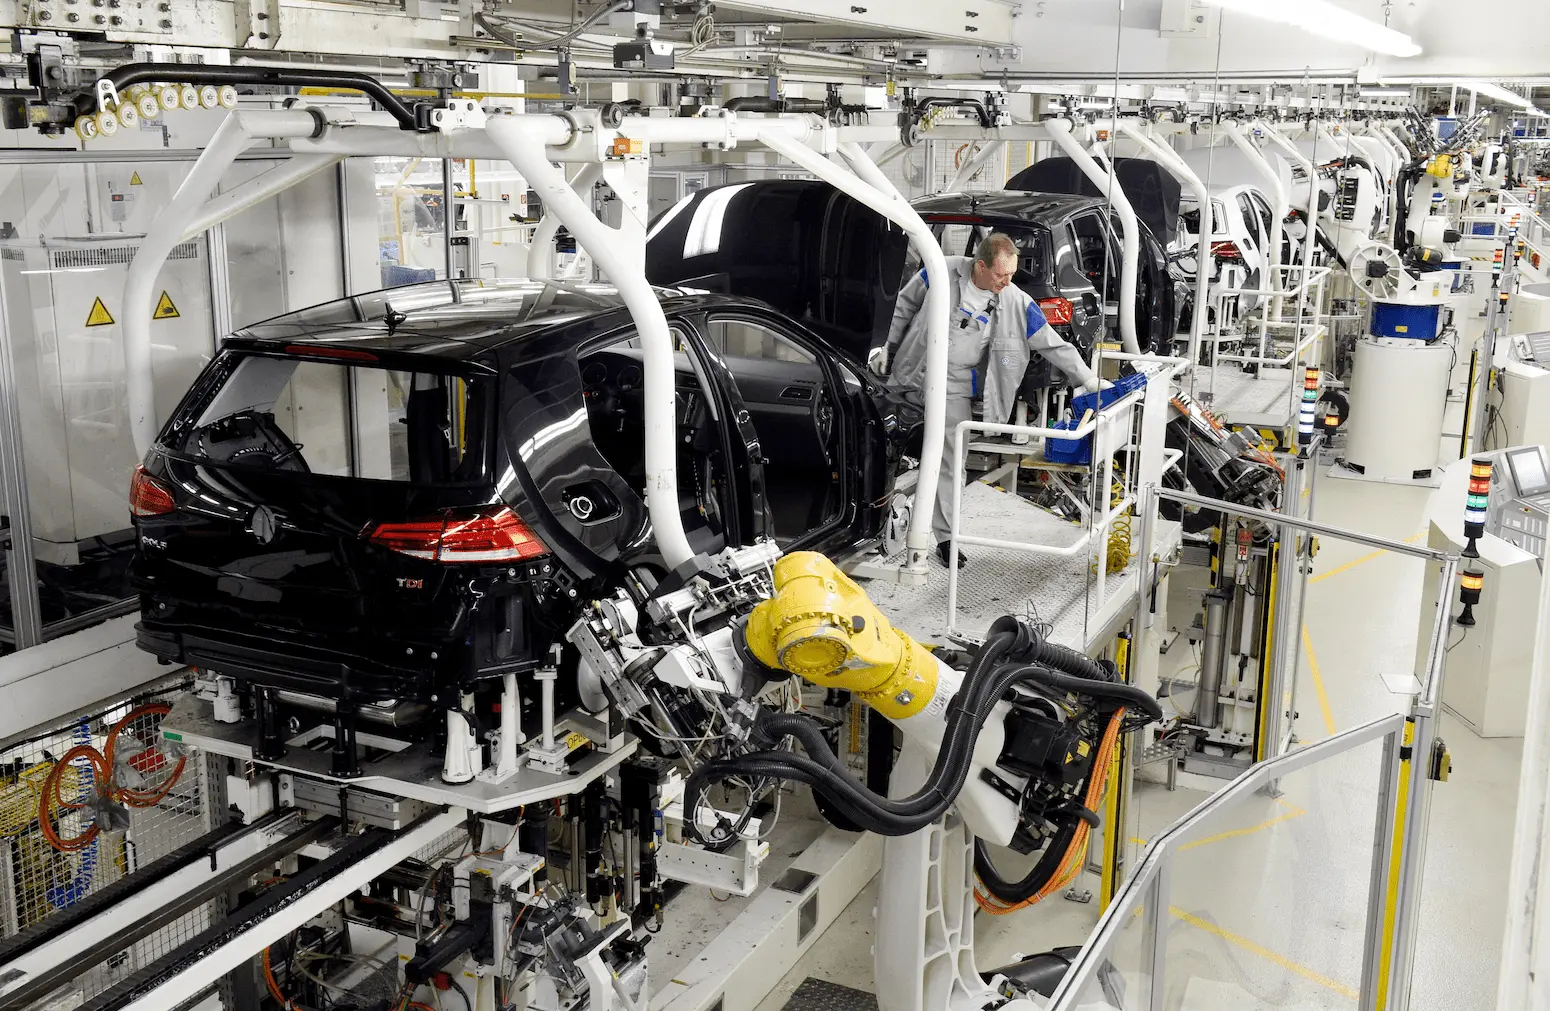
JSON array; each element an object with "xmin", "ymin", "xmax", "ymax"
[{"xmin": 170, "ymin": 352, "xmax": 491, "ymax": 484}]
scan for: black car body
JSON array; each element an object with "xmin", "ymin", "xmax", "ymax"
[
  {"xmin": 131, "ymin": 279, "xmax": 920, "ymax": 709},
  {"xmin": 643, "ymin": 178, "xmax": 1176, "ymax": 395}
]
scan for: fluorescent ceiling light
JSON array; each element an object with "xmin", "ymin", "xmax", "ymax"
[
  {"xmin": 1203, "ymin": 0, "xmax": 1422, "ymax": 58},
  {"xmin": 1359, "ymin": 87, "xmax": 1410, "ymax": 99},
  {"xmin": 1460, "ymin": 80, "xmax": 1538, "ymax": 110}
]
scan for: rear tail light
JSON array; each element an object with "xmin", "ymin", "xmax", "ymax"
[
  {"xmin": 1036, "ymin": 297, "xmax": 1075, "ymax": 326},
  {"xmin": 1211, "ymin": 241, "xmax": 1244, "ymax": 261},
  {"xmin": 369, "ymin": 507, "xmax": 548, "ymax": 563},
  {"xmin": 129, "ymin": 466, "xmax": 176, "ymax": 517}
]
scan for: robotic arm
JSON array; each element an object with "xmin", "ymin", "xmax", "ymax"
[{"xmin": 694, "ymin": 552, "xmax": 1162, "ymax": 873}]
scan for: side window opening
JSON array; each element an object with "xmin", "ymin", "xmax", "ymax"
[
  {"xmin": 181, "ymin": 354, "xmax": 489, "ymax": 484},
  {"xmin": 708, "ymin": 315, "xmax": 842, "ymax": 546},
  {"xmin": 578, "ymin": 326, "xmax": 729, "ymax": 552}
]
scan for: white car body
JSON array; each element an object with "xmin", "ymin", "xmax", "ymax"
[{"xmin": 1173, "ymin": 183, "xmax": 1279, "ymax": 318}]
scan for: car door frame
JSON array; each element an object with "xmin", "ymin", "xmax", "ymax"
[
  {"xmin": 695, "ymin": 306, "xmax": 875, "ymax": 553},
  {"xmin": 573, "ymin": 312, "xmax": 771, "ymax": 556}
]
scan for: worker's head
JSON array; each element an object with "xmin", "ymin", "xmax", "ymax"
[{"xmin": 971, "ymin": 233, "xmax": 1019, "ymax": 293}]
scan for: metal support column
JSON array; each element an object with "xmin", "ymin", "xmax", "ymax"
[
  {"xmin": 1383, "ymin": 552, "xmax": 1458, "ymax": 1011},
  {"xmin": 1470, "ymin": 231, "xmax": 1519, "ymax": 453},
  {"xmin": 0, "ymin": 263, "xmax": 41, "ymax": 650}
]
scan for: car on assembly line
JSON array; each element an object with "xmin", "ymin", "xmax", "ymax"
[
  {"xmin": 130, "ymin": 278, "xmax": 923, "ymax": 728},
  {"xmin": 641, "ymin": 178, "xmax": 1178, "ymax": 396},
  {"xmin": 1172, "ymin": 183, "xmax": 1283, "ymax": 329}
]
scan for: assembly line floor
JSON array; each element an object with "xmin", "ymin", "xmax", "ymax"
[
  {"xmin": 863, "ymin": 481, "xmax": 1181, "ymax": 655},
  {"xmin": 750, "ymin": 439, "xmax": 1518, "ymax": 1011}
]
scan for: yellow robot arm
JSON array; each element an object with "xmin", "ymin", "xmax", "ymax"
[{"xmin": 742, "ymin": 552, "xmax": 939, "ymax": 720}]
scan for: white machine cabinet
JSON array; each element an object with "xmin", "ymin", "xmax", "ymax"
[{"xmin": 1416, "ymin": 450, "xmax": 1544, "ymax": 737}]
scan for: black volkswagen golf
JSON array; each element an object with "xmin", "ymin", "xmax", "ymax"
[{"xmin": 131, "ymin": 279, "xmax": 921, "ymax": 719}]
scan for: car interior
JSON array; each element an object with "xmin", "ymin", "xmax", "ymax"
[
  {"xmin": 182, "ymin": 357, "xmax": 490, "ymax": 486},
  {"xmin": 577, "ymin": 318, "xmax": 848, "ymax": 552},
  {"xmin": 578, "ymin": 333, "xmax": 731, "ymax": 556},
  {"xmin": 702, "ymin": 315, "xmax": 846, "ymax": 546}
]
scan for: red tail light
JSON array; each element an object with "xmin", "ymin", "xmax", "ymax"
[
  {"xmin": 1037, "ymin": 297, "xmax": 1075, "ymax": 326},
  {"xmin": 129, "ymin": 466, "xmax": 176, "ymax": 518},
  {"xmin": 369, "ymin": 507, "xmax": 548, "ymax": 563},
  {"xmin": 1211, "ymin": 241, "xmax": 1244, "ymax": 261}
]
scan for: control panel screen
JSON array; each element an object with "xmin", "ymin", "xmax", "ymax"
[{"xmin": 1507, "ymin": 447, "xmax": 1550, "ymax": 498}]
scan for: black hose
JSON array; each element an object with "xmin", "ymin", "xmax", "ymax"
[
  {"xmin": 1014, "ymin": 668, "xmax": 1163, "ymax": 722},
  {"xmin": 722, "ymin": 96, "xmax": 827, "ymax": 114},
  {"xmin": 685, "ymin": 621, "xmax": 1154, "ymax": 842},
  {"xmin": 974, "ymin": 821, "xmax": 1081, "ymax": 905},
  {"xmin": 685, "ymin": 627, "xmax": 1022, "ymax": 841},
  {"xmin": 77, "ymin": 64, "xmax": 422, "ymax": 130}
]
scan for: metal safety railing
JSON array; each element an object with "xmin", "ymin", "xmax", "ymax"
[
  {"xmin": 1085, "ymin": 482, "xmax": 1462, "ymax": 1011},
  {"xmin": 944, "ymin": 353, "xmax": 1187, "ymax": 636},
  {"xmin": 1047, "ymin": 712, "xmax": 1409, "ymax": 1011}
]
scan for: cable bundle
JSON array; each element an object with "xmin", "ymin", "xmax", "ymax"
[
  {"xmin": 37, "ymin": 702, "xmax": 186, "ymax": 853},
  {"xmin": 974, "ymin": 708, "xmax": 1125, "ymax": 914},
  {"xmin": 684, "ymin": 618, "xmax": 1160, "ymax": 843}
]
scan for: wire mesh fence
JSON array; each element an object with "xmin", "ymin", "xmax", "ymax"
[{"xmin": 0, "ymin": 678, "xmax": 224, "ymax": 1008}]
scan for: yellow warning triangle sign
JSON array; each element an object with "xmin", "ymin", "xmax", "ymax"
[
  {"xmin": 85, "ymin": 297, "xmax": 115, "ymax": 327},
  {"xmin": 153, "ymin": 290, "xmax": 180, "ymax": 320},
  {"xmin": 129, "ymin": 171, "xmax": 143, "ymax": 185}
]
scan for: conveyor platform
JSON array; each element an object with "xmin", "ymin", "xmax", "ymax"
[{"xmin": 862, "ymin": 483, "xmax": 1181, "ymax": 656}]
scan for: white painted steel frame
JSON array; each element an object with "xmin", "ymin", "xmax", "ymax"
[{"xmin": 944, "ymin": 354, "xmax": 1187, "ymax": 636}]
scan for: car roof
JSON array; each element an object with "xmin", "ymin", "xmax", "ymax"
[
  {"xmin": 224, "ymin": 279, "xmax": 722, "ymax": 361},
  {"xmin": 913, "ymin": 190, "xmax": 1105, "ymax": 223}
]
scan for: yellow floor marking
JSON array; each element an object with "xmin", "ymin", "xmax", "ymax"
[
  {"xmin": 1309, "ymin": 532, "xmax": 1427, "ymax": 584},
  {"xmin": 1170, "ymin": 906, "xmax": 1360, "ymax": 999},
  {"xmin": 1129, "ymin": 800, "xmax": 1306, "ymax": 853},
  {"xmin": 1302, "ymin": 624, "xmax": 1337, "ymax": 737},
  {"xmin": 1178, "ymin": 799, "xmax": 1306, "ymax": 852}
]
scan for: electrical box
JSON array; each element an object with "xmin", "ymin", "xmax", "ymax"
[{"xmin": 2, "ymin": 238, "xmax": 212, "ymax": 563}]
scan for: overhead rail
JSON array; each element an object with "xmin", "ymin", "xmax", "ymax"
[
  {"xmin": 1045, "ymin": 118, "xmax": 1142, "ymax": 355},
  {"xmin": 1222, "ymin": 122, "xmax": 1289, "ymax": 337}
]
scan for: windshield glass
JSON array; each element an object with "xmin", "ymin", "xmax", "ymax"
[{"xmin": 171, "ymin": 352, "xmax": 492, "ymax": 484}]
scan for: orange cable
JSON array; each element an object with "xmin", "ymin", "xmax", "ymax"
[{"xmin": 976, "ymin": 708, "xmax": 1126, "ymax": 914}]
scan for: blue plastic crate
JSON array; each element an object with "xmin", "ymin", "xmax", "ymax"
[
  {"xmin": 1071, "ymin": 371, "xmax": 1149, "ymax": 416},
  {"xmin": 1044, "ymin": 418, "xmax": 1090, "ymax": 465},
  {"xmin": 1046, "ymin": 373, "xmax": 1147, "ymax": 466}
]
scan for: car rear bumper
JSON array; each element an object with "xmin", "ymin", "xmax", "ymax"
[{"xmin": 136, "ymin": 620, "xmax": 441, "ymax": 702}]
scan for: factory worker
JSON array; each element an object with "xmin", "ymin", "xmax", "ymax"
[{"xmin": 875, "ymin": 232, "xmax": 1103, "ymax": 568}]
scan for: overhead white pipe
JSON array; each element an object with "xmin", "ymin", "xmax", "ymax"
[
  {"xmin": 761, "ymin": 132, "xmax": 951, "ymax": 568},
  {"xmin": 178, "ymin": 154, "xmax": 344, "ymax": 242},
  {"xmin": 1116, "ymin": 121, "xmax": 1213, "ymax": 367},
  {"xmin": 124, "ymin": 109, "xmax": 321, "ymax": 457},
  {"xmin": 527, "ymin": 162, "xmax": 604, "ymax": 279},
  {"xmin": 487, "ymin": 114, "xmax": 696, "ymax": 570},
  {"xmin": 1222, "ymin": 123, "xmax": 1287, "ymax": 342},
  {"xmin": 1044, "ymin": 118, "xmax": 1141, "ymax": 355},
  {"xmin": 947, "ymin": 141, "xmax": 1003, "ymax": 193},
  {"xmin": 1256, "ymin": 123, "xmax": 1323, "ymax": 298}
]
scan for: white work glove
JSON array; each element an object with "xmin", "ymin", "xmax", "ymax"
[
  {"xmin": 867, "ymin": 345, "xmax": 891, "ymax": 378},
  {"xmin": 1081, "ymin": 377, "xmax": 1114, "ymax": 394}
]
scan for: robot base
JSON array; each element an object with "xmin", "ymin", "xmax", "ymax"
[{"xmin": 159, "ymin": 691, "xmax": 636, "ymax": 813}]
